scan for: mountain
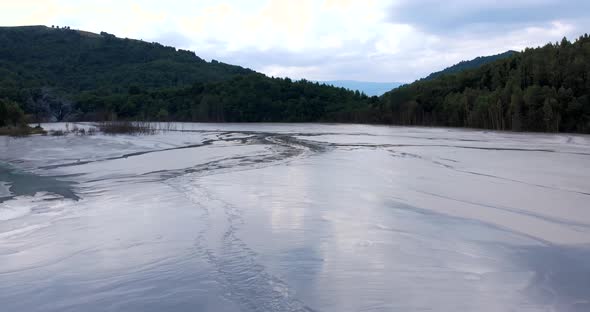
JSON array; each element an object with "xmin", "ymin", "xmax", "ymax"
[
  {"xmin": 319, "ymin": 80, "xmax": 403, "ymax": 96},
  {"xmin": 377, "ymin": 36, "xmax": 590, "ymax": 133},
  {"xmin": 422, "ymin": 50, "xmax": 517, "ymax": 81},
  {"xmin": 0, "ymin": 26, "xmax": 370, "ymax": 123}
]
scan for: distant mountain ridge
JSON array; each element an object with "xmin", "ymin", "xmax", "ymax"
[
  {"xmin": 422, "ymin": 50, "xmax": 517, "ymax": 81},
  {"xmin": 318, "ymin": 80, "xmax": 403, "ymax": 96}
]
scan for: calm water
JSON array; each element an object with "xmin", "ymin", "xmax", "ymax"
[{"xmin": 1, "ymin": 123, "xmax": 590, "ymax": 312}]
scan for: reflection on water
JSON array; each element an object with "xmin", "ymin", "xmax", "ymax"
[
  {"xmin": 1, "ymin": 123, "xmax": 589, "ymax": 312},
  {"xmin": 0, "ymin": 162, "xmax": 78, "ymax": 203}
]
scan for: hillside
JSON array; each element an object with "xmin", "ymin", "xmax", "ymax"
[
  {"xmin": 423, "ymin": 51, "xmax": 517, "ymax": 81},
  {"xmin": 0, "ymin": 26, "xmax": 252, "ymax": 93},
  {"xmin": 376, "ymin": 36, "xmax": 590, "ymax": 133},
  {"xmin": 0, "ymin": 26, "xmax": 369, "ymax": 123}
]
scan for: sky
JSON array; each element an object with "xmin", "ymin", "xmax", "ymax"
[{"xmin": 1, "ymin": 0, "xmax": 589, "ymax": 82}]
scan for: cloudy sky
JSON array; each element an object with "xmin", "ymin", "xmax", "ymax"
[{"xmin": 2, "ymin": 0, "xmax": 589, "ymax": 82}]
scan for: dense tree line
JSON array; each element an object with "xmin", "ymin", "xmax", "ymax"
[
  {"xmin": 74, "ymin": 74, "xmax": 370, "ymax": 122},
  {"xmin": 379, "ymin": 35, "xmax": 590, "ymax": 133}
]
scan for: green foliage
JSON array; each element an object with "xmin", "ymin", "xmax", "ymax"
[
  {"xmin": 0, "ymin": 98, "xmax": 26, "ymax": 127},
  {"xmin": 0, "ymin": 26, "xmax": 251, "ymax": 95},
  {"xmin": 73, "ymin": 74, "xmax": 369, "ymax": 122},
  {"xmin": 381, "ymin": 35, "xmax": 590, "ymax": 133},
  {"xmin": 0, "ymin": 98, "xmax": 43, "ymax": 136}
]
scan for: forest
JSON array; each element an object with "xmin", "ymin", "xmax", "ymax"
[
  {"xmin": 0, "ymin": 26, "xmax": 370, "ymax": 126},
  {"xmin": 0, "ymin": 26, "xmax": 589, "ymax": 133},
  {"xmin": 378, "ymin": 35, "xmax": 590, "ymax": 133}
]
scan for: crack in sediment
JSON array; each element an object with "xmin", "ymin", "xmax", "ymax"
[
  {"xmin": 455, "ymin": 170, "xmax": 590, "ymax": 196},
  {"xmin": 37, "ymin": 131, "xmax": 331, "ymax": 172},
  {"xmin": 388, "ymin": 150, "xmax": 590, "ymax": 196},
  {"xmin": 136, "ymin": 133, "xmax": 330, "ymax": 181},
  {"xmin": 411, "ymin": 189, "xmax": 590, "ymax": 230},
  {"xmin": 329, "ymin": 142, "xmax": 590, "ymax": 155},
  {"xmin": 390, "ymin": 199, "xmax": 555, "ymax": 246},
  {"xmin": 38, "ymin": 140, "xmax": 217, "ymax": 170}
]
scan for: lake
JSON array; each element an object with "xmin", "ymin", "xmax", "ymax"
[{"xmin": 1, "ymin": 123, "xmax": 589, "ymax": 312}]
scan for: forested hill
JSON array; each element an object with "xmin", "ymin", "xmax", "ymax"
[
  {"xmin": 1, "ymin": 26, "xmax": 589, "ymax": 133},
  {"xmin": 0, "ymin": 26, "xmax": 369, "ymax": 123},
  {"xmin": 377, "ymin": 36, "xmax": 590, "ymax": 133},
  {"xmin": 0, "ymin": 26, "xmax": 252, "ymax": 93},
  {"xmin": 423, "ymin": 51, "xmax": 517, "ymax": 81}
]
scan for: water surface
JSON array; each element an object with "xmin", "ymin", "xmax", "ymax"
[{"xmin": 1, "ymin": 123, "xmax": 589, "ymax": 312}]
